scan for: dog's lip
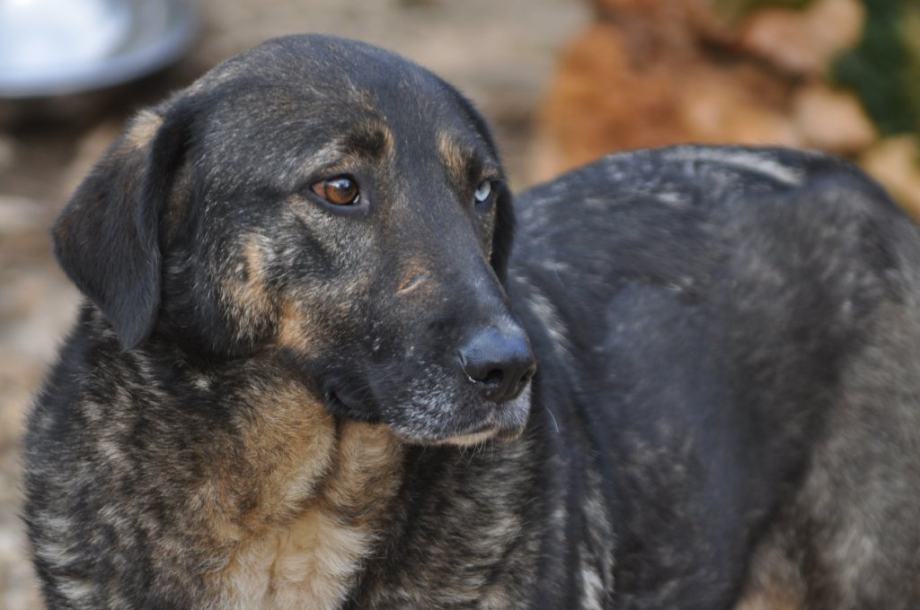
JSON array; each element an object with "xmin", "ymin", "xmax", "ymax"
[
  {"xmin": 331, "ymin": 380, "xmax": 532, "ymax": 445},
  {"xmin": 323, "ymin": 385, "xmax": 363, "ymax": 414},
  {"xmin": 323, "ymin": 387, "xmax": 345, "ymax": 409},
  {"xmin": 490, "ymin": 380, "xmax": 532, "ymax": 438},
  {"xmin": 433, "ymin": 425, "xmax": 500, "ymax": 447},
  {"xmin": 452, "ymin": 420, "xmax": 496, "ymax": 437},
  {"xmin": 390, "ymin": 418, "xmax": 499, "ymax": 446},
  {"xmin": 413, "ymin": 388, "xmax": 532, "ymax": 446},
  {"xmin": 433, "ymin": 410, "xmax": 528, "ymax": 446}
]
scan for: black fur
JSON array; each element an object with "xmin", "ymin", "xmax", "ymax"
[{"xmin": 25, "ymin": 35, "xmax": 920, "ymax": 610}]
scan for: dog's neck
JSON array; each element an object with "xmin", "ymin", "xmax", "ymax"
[
  {"xmin": 180, "ymin": 356, "xmax": 540, "ymax": 610},
  {"xmin": 88, "ymin": 309, "xmax": 545, "ymax": 609},
  {"xmin": 195, "ymin": 367, "xmax": 404, "ymax": 610},
  {"xmin": 96, "ymin": 320, "xmax": 407, "ymax": 609}
]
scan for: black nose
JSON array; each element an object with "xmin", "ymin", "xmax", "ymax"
[{"xmin": 458, "ymin": 325, "xmax": 536, "ymax": 403}]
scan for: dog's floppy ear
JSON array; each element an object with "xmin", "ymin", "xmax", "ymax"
[{"xmin": 53, "ymin": 106, "xmax": 191, "ymax": 350}]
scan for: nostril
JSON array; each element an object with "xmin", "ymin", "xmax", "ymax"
[
  {"xmin": 482, "ymin": 368, "xmax": 504, "ymax": 386},
  {"xmin": 505, "ymin": 363, "xmax": 535, "ymax": 398},
  {"xmin": 519, "ymin": 366, "xmax": 536, "ymax": 386},
  {"xmin": 460, "ymin": 359, "xmax": 505, "ymax": 387},
  {"xmin": 458, "ymin": 324, "xmax": 535, "ymax": 402}
]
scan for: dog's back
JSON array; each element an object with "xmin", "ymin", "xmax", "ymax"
[{"xmin": 504, "ymin": 145, "xmax": 920, "ymax": 609}]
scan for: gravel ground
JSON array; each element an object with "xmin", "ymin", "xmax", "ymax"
[{"xmin": 0, "ymin": 1, "xmax": 587, "ymax": 607}]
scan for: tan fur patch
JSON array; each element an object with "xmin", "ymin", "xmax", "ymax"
[
  {"xmin": 381, "ymin": 124, "xmax": 396, "ymax": 160},
  {"xmin": 734, "ymin": 540, "xmax": 805, "ymax": 610},
  {"xmin": 187, "ymin": 379, "xmax": 336, "ymax": 541},
  {"xmin": 734, "ymin": 588, "xmax": 803, "ymax": 610},
  {"xmin": 437, "ymin": 132, "xmax": 469, "ymax": 182},
  {"xmin": 434, "ymin": 428, "xmax": 497, "ymax": 447},
  {"xmin": 237, "ymin": 386, "xmax": 338, "ymax": 527},
  {"xmin": 320, "ymin": 421, "xmax": 404, "ymax": 518},
  {"xmin": 224, "ymin": 235, "xmax": 277, "ymax": 339},
  {"xmin": 125, "ymin": 110, "xmax": 164, "ymax": 150},
  {"xmin": 396, "ymin": 259, "xmax": 431, "ymax": 296},
  {"xmin": 275, "ymin": 300, "xmax": 315, "ymax": 352},
  {"xmin": 213, "ymin": 510, "xmax": 369, "ymax": 610},
  {"xmin": 361, "ymin": 119, "xmax": 395, "ymax": 162},
  {"xmin": 199, "ymin": 378, "xmax": 403, "ymax": 609}
]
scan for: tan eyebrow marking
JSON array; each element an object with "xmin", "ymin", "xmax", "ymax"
[
  {"xmin": 396, "ymin": 259, "xmax": 432, "ymax": 297},
  {"xmin": 437, "ymin": 132, "xmax": 472, "ymax": 182},
  {"xmin": 344, "ymin": 120, "xmax": 395, "ymax": 161}
]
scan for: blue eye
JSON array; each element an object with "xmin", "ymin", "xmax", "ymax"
[{"xmin": 474, "ymin": 180, "xmax": 492, "ymax": 205}]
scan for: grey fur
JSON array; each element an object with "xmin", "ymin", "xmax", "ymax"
[{"xmin": 24, "ymin": 35, "xmax": 920, "ymax": 610}]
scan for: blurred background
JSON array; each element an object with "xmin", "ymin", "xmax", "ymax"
[{"xmin": 0, "ymin": 0, "xmax": 917, "ymax": 607}]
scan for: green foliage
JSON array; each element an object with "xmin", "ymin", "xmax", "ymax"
[
  {"xmin": 903, "ymin": 7, "xmax": 920, "ymax": 137},
  {"xmin": 832, "ymin": 0, "xmax": 920, "ymax": 137}
]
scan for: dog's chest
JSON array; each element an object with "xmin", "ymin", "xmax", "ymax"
[
  {"xmin": 213, "ymin": 507, "xmax": 372, "ymax": 610},
  {"xmin": 201, "ymin": 419, "xmax": 404, "ymax": 610}
]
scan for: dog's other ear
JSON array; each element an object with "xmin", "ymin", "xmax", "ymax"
[
  {"xmin": 53, "ymin": 106, "xmax": 191, "ymax": 350},
  {"xmin": 491, "ymin": 183, "xmax": 515, "ymax": 282}
]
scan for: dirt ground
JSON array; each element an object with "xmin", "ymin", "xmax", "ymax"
[{"xmin": 0, "ymin": 1, "xmax": 587, "ymax": 607}]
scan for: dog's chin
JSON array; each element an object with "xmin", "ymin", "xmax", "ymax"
[{"xmin": 392, "ymin": 382, "xmax": 533, "ymax": 447}]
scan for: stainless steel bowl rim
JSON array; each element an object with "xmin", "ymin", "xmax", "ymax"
[{"xmin": 0, "ymin": 1, "xmax": 197, "ymax": 99}]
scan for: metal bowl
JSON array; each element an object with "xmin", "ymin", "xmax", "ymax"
[{"xmin": 0, "ymin": 0, "xmax": 197, "ymax": 99}]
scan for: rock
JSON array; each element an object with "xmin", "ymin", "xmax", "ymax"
[
  {"xmin": 739, "ymin": 0, "xmax": 865, "ymax": 76},
  {"xmin": 593, "ymin": 0, "xmax": 737, "ymax": 42},
  {"xmin": 537, "ymin": 22, "xmax": 688, "ymax": 173},
  {"xmin": 535, "ymin": 19, "xmax": 801, "ymax": 179},
  {"xmin": 678, "ymin": 69, "xmax": 801, "ymax": 146},
  {"xmin": 793, "ymin": 83, "xmax": 876, "ymax": 153}
]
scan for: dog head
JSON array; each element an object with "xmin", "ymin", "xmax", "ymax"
[{"xmin": 53, "ymin": 35, "xmax": 535, "ymax": 444}]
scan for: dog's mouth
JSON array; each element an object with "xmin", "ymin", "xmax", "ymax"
[
  {"xmin": 397, "ymin": 380, "xmax": 533, "ymax": 447},
  {"xmin": 433, "ymin": 423, "xmax": 500, "ymax": 447},
  {"xmin": 321, "ymin": 383, "xmax": 376, "ymax": 422},
  {"xmin": 323, "ymin": 387, "xmax": 346, "ymax": 410},
  {"xmin": 320, "ymin": 373, "xmax": 533, "ymax": 447}
]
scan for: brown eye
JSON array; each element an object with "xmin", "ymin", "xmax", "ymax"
[{"xmin": 311, "ymin": 175, "xmax": 360, "ymax": 206}]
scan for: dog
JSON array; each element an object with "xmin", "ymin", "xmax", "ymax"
[{"xmin": 23, "ymin": 34, "xmax": 920, "ymax": 609}]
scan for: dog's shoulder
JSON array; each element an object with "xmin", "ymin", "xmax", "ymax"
[{"xmin": 513, "ymin": 145, "xmax": 912, "ymax": 308}]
